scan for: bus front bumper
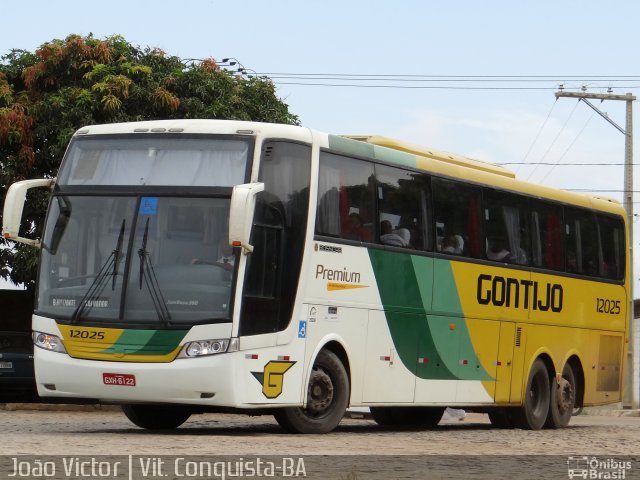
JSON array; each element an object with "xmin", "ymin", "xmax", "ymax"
[{"xmin": 34, "ymin": 347, "xmax": 241, "ymax": 407}]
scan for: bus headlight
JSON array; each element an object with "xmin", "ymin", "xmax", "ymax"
[
  {"xmin": 33, "ymin": 331, "xmax": 67, "ymax": 354},
  {"xmin": 179, "ymin": 338, "xmax": 238, "ymax": 358}
]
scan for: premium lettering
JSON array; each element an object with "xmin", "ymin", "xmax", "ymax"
[
  {"xmin": 315, "ymin": 265, "xmax": 361, "ymax": 283},
  {"xmin": 477, "ymin": 274, "xmax": 563, "ymax": 312}
]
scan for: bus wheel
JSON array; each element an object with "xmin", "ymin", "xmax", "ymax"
[
  {"xmin": 274, "ymin": 349, "xmax": 349, "ymax": 434},
  {"xmin": 411, "ymin": 407, "xmax": 444, "ymax": 427},
  {"xmin": 488, "ymin": 408, "xmax": 515, "ymax": 428},
  {"xmin": 546, "ymin": 364, "xmax": 576, "ymax": 428},
  {"xmin": 370, "ymin": 407, "xmax": 444, "ymax": 427},
  {"xmin": 122, "ymin": 404, "xmax": 191, "ymax": 430},
  {"xmin": 512, "ymin": 358, "xmax": 550, "ymax": 430},
  {"xmin": 370, "ymin": 407, "xmax": 395, "ymax": 425}
]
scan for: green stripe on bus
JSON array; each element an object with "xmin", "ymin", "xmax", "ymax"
[
  {"xmin": 328, "ymin": 135, "xmax": 418, "ymax": 168},
  {"xmin": 328, "ymin": 135, "xmax": 375, "ymax": 158},
  {"xmin": 100, "ymin": 329, "xmax": 187, "ymax": 355},
  {"xmin": 368, "ymin": 249, "xmax": 455, "ymax": 379},
  {"xmin": 369, "ymin": 249, "xmax": 493, "ymax": 381},
  {"xmin": 433, "ymin": 259, "xmax": 493, "ymax": 380},
  {"xmin": 432, "ymin": 259, "xmax": 492, "ymax": 380}
]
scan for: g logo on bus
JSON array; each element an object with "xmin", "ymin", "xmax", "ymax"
[{"xmin": 251, "ymin": 361, "xmax": 296, "ymax": 399}]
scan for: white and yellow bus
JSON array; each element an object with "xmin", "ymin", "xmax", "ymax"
[{"xmin": 3, "ymin": 120, "xmax": 629, "ymax": 433}]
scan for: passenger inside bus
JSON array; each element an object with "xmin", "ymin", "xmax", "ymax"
[
  {"xmin": 379, "ymin": 220, "xmax": 410, "ymax": 247},
  {"xmin": 441, "ymin": 233, "xmax": 464, "ymax": 255},
  {"xmin": 345, "ymin": 212, "xmax": 372, "ymax": 242},
  {"xmin": 486, "ymin": 236, "xmax": 512, "ymax": 262}
]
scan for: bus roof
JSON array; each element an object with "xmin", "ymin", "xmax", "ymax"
[
  {"xmin": 334, "ymin": 134, "xmax": 624, "ymax": 217},
  {"xmin": 346, "ymin": 135, "xmax": 516, "ymax": 178},
  {"xmin": 70, "ymin": 120, "xmax": 624, "ymax": 218},
  {"xmin": 73, "ymin": 119, "xmax": 311, "ymax": 142}
]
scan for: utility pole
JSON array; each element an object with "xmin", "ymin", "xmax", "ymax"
[{"xmin": 555, "ymin": 90, "xmax": 637, "ymax": 409}]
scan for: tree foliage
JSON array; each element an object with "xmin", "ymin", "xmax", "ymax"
[{"xmin": 0, "ymin": 34, "xmax": 299, "ymax": 289}]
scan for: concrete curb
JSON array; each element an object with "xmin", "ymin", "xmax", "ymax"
[
  {"xmin": 0, "ymin": 403, "xmax": 120, "ymax": 412},
  {"xmin": 583, "ymin": 407, "xmax": 640, "ymax": 417},
  {"xmin": 2, "ymin": 403, "xmax": 639, "ymax": 417}
]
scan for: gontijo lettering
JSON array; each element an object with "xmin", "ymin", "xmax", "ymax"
[{"xmin": 477, "ymin": 274, "xmax": 563, "ymax": 312}]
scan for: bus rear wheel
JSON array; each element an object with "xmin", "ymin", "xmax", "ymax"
[
  {"xmin": 122, "ymin": 404, "xmax": 191, "ymax": 430},
  {"xmin": 370, "ymin": 407, "xmax": 444, "ymax": 427},
  {"xmin": 488, "ymin": 408, "xmax": 516, "ymax": 428},
  {"xmin": 545, "ymin": 363, "xmax": 576, "ymax": 428},
  {"xmin": 512, "ymin": 358, "xmax": 550, "ymax": 430},
  {"xmin": 274, "ymin": 349, "xmax": 349, "ymax": 434}
]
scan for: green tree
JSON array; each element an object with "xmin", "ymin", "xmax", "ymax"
[{"xmin": 0, "ymin": 34, "xmax": 298, "ymax": 289}]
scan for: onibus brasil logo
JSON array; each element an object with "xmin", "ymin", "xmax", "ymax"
[{"xmin": 567, "ymin": 456, "xmax": 632, "ymax": 479}]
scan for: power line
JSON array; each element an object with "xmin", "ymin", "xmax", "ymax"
[
  {"xmin": 539, "ymin": 110, "xmax": 596, "ymax": 183},
  {"xmin": 525, "ymin": 100, "xmax": 580, "ymax": 181},
  {"xmin": 273, "ymin": 82, "xmax": 568, "ymax": 90},
  {"xmin": 259, "ymin": 73, "xmax": 640, "ymax": 79},
  {"xmin": 517, "ymin": 99, "xmax": 558, "ymax": 174},
  {"xmin": 564, "ymin": 189, "xmax": 640, "ymax": 192},
  {"xmin": 267, "ymin": 75, "xmax": 640, "ymax": 83},
  {"xmin": 272, "ymin": 81, "xmax": 640, "ymax": 91},
  {"xmin": 499, "ymin": 162, "xmax": 633, "ymax": 165}
]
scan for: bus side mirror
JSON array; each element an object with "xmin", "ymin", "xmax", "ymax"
[
  {"xmin": 229, "ymin": 182, "xmax": 265, "ymax": 254},
  {"xmin": 2, "ymin": 178, "xmax": 55, "ymax": 248}
]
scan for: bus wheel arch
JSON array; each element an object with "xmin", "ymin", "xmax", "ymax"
[
  {"xmin": 273, "ymin": 346, "xmax": 350, "ymax": 434},
  {"xmin": 567, "ymin": 355, "xmax": 585, "ymax": 411},
  {"xmin": 321, "ymin": 340, "xmax": 352, "ymax": 389}
]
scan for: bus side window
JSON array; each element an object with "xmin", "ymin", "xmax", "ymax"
[
  {"xmin": 598, "ymin": 214, "xmax": 625, "ymax": 280},
  {"xmin": 531, "ymin": 201, "xmax": 563, "ymax": 271},
  {"xmin": 483, "ymin": 189, "xmax": 530, "ymax": 265},
  {"xmin": 316, "ymin": 152, "xmax": 375, "ymax": 243},
  {"xmin": 375, "ymin": 164, "xmax": 431, "ymax": 251},
  {"xmin": 432, "ymin": 177, "xmax": 481, "ymax": 258},
  {"xmin": 565, "ymin": 208, "xmax": 599, "ymax": 277}
]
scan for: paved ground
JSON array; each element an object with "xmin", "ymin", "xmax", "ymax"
[{"xmin": 1, "ymin": 409, "xmax": 638, "ymax": 456}]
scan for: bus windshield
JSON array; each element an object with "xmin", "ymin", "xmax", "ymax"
[
  {"xmin": 35, "ymin": 134, "xmax": 252, "ymax": 327},
  {"xmin": 58, "ymin": 136, "xmax": 249, "ymax": 187},
  {"xmin": 37, "ymin": 195, "xmax": 235, "ymax": 326}
]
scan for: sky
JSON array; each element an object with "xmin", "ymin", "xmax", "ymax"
[{"xmin": 1, "ymin": 0, "xmax": 640, "ymax": 289}]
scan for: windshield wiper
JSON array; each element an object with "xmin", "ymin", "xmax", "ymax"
[
  {"xmin": 112, "ymin": 220, "xmax": 125, "ymax": 290},
  {"xmin": 71, "ymin": 219, "xmax": 126, "ymax": 324},
  {"xmin": 138, "ymin": 218, "xmax": 172, "ymax": 326}
]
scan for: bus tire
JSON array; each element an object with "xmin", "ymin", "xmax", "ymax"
[
  {"xmin": 122, "ymin": 404, "xmax": 191, "ymax": 430},
  {"xmin": 273, "ymin": 349, "xmax": 349, "ymax": 434},
  {"xmin": 545, "ymin": 363, "xmax": 576, "ymax": 429},
  {"xmin": 370, "ymin": 407, "xmax": 396, "ymax": 426},
  {"xmin": 410, "ymin": 407, "xmax": 444, "ymax": 427},
  {"xmin": 370, "ymin": 407, "xmax": 444, "ymax": 427},
  {"xmin": 512, "ymin": 358, "xmax": 550, "ymax": 430},
  {"xmin": 488, "ymin": 408, "xmax": 515, "ymax": 428}
]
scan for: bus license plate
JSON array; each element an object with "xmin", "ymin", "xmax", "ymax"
[
  {"xmin": 0, "ymin": 362, "xmax": 12, "ymax": 369},
  {"xmin": 102, "ymin": 373, "xmax": 136, "ymax": 386}
]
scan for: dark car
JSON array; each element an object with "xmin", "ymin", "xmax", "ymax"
[
  {"xmin": 0, "ymin": 331, "xmax": 36, "ymax": 401},
  {"xmin": 0, "ymin": 289, "xmax": 37, "ymax": 402}
]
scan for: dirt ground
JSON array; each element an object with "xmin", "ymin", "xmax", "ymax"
[{"xmin": 1, "ymin": 409, "xmax": 638, "ymax": 456}]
